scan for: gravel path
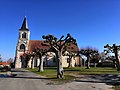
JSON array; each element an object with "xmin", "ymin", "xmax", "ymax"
[{"xmin": 0, "ymin": 69, "xmax": 114, "ymax": 90}]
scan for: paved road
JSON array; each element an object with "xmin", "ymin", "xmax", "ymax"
[{"xmin": 0, "ymin": 69, "xmax": 113, "ymax": 90}]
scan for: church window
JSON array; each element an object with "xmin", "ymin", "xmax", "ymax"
[
  {"xmin": 67, "ymin": 58, "xmax": 69, "ymax": 63},
  {"xmin": 22, "ymin": 32, "xmax": 26, "ymax": 38},
  {"xmin": 20, "ymin": 44, "xmax": 25, "ymax": 50}
]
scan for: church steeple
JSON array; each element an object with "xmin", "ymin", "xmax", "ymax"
[
  {"xmin": 20, "ymin": 16, "xmax": 29, "ymax": 31},
  {"xmin": 15, "ymin": 16, "xmax": 30, "ymax": 68},
  {"xmin": 19, "ymin": 16, "xmax": 30, "ymax": 40}
]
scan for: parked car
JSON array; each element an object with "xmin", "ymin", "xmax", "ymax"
[
  {"xmin": 0, "ymin": 66, "xmax": 11, "ymax": 72},
  {"xmin": 0, "ymin": 65, "xmax": 4, "ymax": 70}
]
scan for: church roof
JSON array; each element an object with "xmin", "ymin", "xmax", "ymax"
[
  {"xmin": 19, "ymin": 17, "xmax": 29, "ymax": 31},
  {"xmin": 28, "ymin": 40, "xmax": 79, "ymax": 53},
  {"xmin": 28, "ymin": 40, "xmax": 49, "ymax": 52},
  {"xmin": 66, "ymin": 44, "xmax": 79, "ymax": 53}
]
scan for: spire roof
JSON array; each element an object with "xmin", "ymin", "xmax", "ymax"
[{"xmin": 20, "ymin": 16, "xmax": 29, "ymax": 31}]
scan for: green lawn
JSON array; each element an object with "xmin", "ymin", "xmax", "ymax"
[
  {"xmin": 27, "ymin": 67, "xmax": 57, "ymax": 78},
  {"xmin": 26, "ymin": 67, "xmax": 120, "ymax": 88},
  {"xmin": 27, "ymin": 67, "xmax": 120, "ymax": 77},
  {"xmin": 114, "ymin": 86, "xmax": 120, "ymax": 90},
  {"xmin": 65, "ymin": 67, "xmax": 120, "ymax": 75},
  {"xmin": 26, "ymin": 67, "xmax": 76, "ymax": 84},
  {"xmin": 26, "ymin": 67, "xmax": 120, "ymax": 80}
]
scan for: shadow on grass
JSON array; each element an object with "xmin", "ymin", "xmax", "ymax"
[
  {"xmin": 11, "ymin": 70, "xmax": 27, "ymax": 73},
  {"xmin": 7, "ymin": 68, "xmax": 120, "ymax": 87},
  {"xmin": 64, "ymin": 69, "xmax": 80, "ymax": 72},
  {"xmin": 12, "ymin": 75, "xmax": 57, "ymax": 80},
  {"xmin": 0, "ymin": 69, "xmax": 57, "ymax": 80},
  {"xmin": 75, "ymin": 74, "xmax": 120, "ymax": 86},
  {"xmin": 5, "ymin": 74, "xmax": 57, "ymax": 80},
  {"xmin": 44, "ymin": 67, "xmax": 57, "ymax": 70},
  {"xmin": 11, "ymin": 68, "xmax": 29, "ymax": 72}
]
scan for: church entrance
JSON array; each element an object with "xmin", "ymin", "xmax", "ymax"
[{"xmin": 21, "ymin": 56, "xmax": 29, "ymax": 68}]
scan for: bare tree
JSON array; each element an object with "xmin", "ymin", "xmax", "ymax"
[
  {"xmin": 105, "ymin": 55, "xmax": 116, "ymax": 68},
  {"xmin": 99, "ymin": 52, "xmax": 107, "ymax": 61},
  {"xmin": 20, "ymin": 52, "xmax": 31, "ymax": 68},
  {"xmin": 91, "ymin": 52, "xmax": 100, "ymax": 68},
  {"xmin": 42, "ymin": 33, "xmax": 77, "ymax": 78},
  {"xmin": 104, "ymin": 44, "xmax": 120, "ymax": 71},
  {"xmin": 33, "ymin": 48, "xmax": 47, "ymax": 72},
  {"xmin": 79, "ymin": 47, "xmax": 98, "ymax": 69},
  {"xmin": 26, "ymin": 52, "xmax": 35, "ymax": 69}
]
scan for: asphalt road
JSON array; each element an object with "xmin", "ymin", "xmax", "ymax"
[{"xmin": 0, "ymin": 69, "xmax": 114, "ymax": 90}]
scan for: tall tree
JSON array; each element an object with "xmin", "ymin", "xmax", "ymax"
[
  {"xmin": 20, "ymin": 51, "xmax": 31, "ymax": 68},
  {"xmin": 26, "ymin": 52, "xmax": 35, "ymax": 69},
  {"xmin": 79, "ymin": 47, "xmax": 98, "ymax": 69},
  {"xmin": 42, "ymin": 33, "xmax": 77, "ymax": 78},
  {"xmin": 105, "ymin": 55, "xmax": 116, "ymax": 68},
  {"xmin": 91, "ymin": 52, "xmax": 100, "ymax": 67},
  {"xmin": 33, "ymin": 48, "xmax": 47, "ymax": 72},
  {"xmin": 104, "ymin": 44, "xmax": 120, "ymax": 71},
  {"xmin": 99, "ymin": 52, "xmax": 107, "ymax": 62}
]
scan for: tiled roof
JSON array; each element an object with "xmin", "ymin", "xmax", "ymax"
[
  {"xmin": 0, "ymin": 62, "xmax": 10, "ymax": 66},
  {"xmin": 66, "ymin": 44, "xmax": 79, "ymax": 53},
  {"xmin": 28, "ymin": 40, "xmax": 49, "ymax": 52},
  {"xmin": 28, "ymin": 40, "xmax": 79, "ymax": 53}
]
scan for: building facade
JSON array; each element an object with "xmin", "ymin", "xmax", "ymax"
[{"xmin": 14, "ymin": 17, "xmax": 81, "ymax": 68}]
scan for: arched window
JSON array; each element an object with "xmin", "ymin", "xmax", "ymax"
[
  {"xmin": 20, "ymin": 44, "xmax": 25, "ymax": 50},
  {"xmin": 22, "ymin": 32, "xmax": 26, "ymax": 38}
]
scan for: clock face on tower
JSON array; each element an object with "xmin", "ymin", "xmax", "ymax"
[
  {"xmin": 23, "ymin": 40, "xmax": 27, "ymax": 44},
  {"xmin": 20, "ymin": 40, "xmax": 27, "ymax": 44}
]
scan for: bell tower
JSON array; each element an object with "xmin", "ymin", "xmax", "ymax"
[{"xmin": 15, "ymin": 17, "xmax": 30, "ymax": 68}]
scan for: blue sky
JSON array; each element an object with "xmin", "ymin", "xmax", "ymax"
[{"xmin": 0, "ymin": 0, "xmax": 120, "ymax": 61}]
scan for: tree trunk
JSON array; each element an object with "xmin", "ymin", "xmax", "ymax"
[
  {"xmin": 113, "ymin": 59, "xmax": 116, "ymax": 68},
  {"xmin": 68, "ymin": 57, "xmax": 72, "ymax": 68},
  {"xmin": 94, "ymin": 62, "xmax": 97, "ymax": 68},
  {"xmin": 86, "ymin": 56, "xmax": 90, "ymax": 69},
  {"xmin": 56, "ymin": 51, "xmax": 64, "ymax": 79},
  {"xmin": 80, "ymin": 58, "xmax": 82, "ymax": 67},
  {"xmin": 46, "ymin": 55, "xmax": 48, "ymax": 66},
  {"xmin": 115, "ymin": 51, "xmax": 120, "ymax": 71},
  {"xmin": 93, "ymin": 59, "xmax": 97, "ymax": 68},
  {"xmin": 83, "ymin": 59, "xmax": 85, "ymax": 67},
  {"xmin": 38, "ymin": 57, "xmax": 44, "ymax": 72},
  {"xmin": 31, "ymin": 57, "xmax": 34, "ymax": 69}
]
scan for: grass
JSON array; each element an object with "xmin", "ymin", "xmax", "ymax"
[
  {"xmin": 0, "ymin": 71, "xmax": 7, "ymax": 73},
  {"xmin": 26, "ymin": 67, "xmax": 57, "ymax": 78},
  {"xmin": 64, "ymin": 67, "xmax": 120, "ymax": 75},
  {"xmin": 26, "ymin": 67, "xmax": 120, "ymax": 86},
  {"xmin": 114, "ymin": 86, "xmax": 120, "ymax": 90},
  {"xmin": 65, "ymin": 67, "xmax": 120, "ymax": 90},
  {"xmin": 26, "ymin": 67, "xmax": 120, "ymax": 78},
  {"xmin": 26, "ymin": 67, "xmax": 76, "ymax": 84},
  {"xmin": 27, "ymin": 67, "xmax": 120, "ymax": 78}
]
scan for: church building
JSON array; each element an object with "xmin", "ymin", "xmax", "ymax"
[{"xmin": 14, "ymin": 17, "xmax": 80, "ymax": 68}]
